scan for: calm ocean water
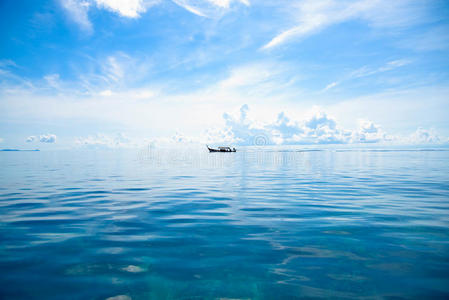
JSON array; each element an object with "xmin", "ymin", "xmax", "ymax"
[{"xmin": 1, "ymin": 147, "xmax": 449, "ymax": 299}]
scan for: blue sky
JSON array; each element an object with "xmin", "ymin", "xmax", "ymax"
[{"xmin": 0, "ymin": 0, "xmax": 448, "ymax": 149}]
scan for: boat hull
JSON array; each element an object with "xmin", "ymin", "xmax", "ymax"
[{"xmin": 207, "ymin": 146, "xmax": 236, "ymax": 152}]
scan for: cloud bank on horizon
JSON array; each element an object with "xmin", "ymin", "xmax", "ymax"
[
  {"xmin": 0, "ymin": 0, "xmax": 448, "ymax": 149},
  {"xmin": 173, "ymin": 105, "xmax": 446, "ymax": 147},
  {"xmin": 73, "ymin": 104, "xmax": 446, "ymax": 149}
]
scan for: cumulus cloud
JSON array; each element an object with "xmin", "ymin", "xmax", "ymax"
[
  {"xmin": 73, "ymin": 106, "xmax": 447, "ymax": 149},
  {"xmin": 201, "ymin": 105, "xmax": 439, "ymax": 146},
  {"xmin": 0, "ymin": 137, "xmax": 3, "ymax": 143},
  {"xmin": 26, "ymin": 134, "xmax": 57, "ymax": 143},
  {"xmin": 409, "ymin": 127, "xmax": 441, "ymax": 144},
  {"xmin": 39, "ymin": 134, "xmax": 57, "ymax": 143},
  {"xmin": 26, "ymin": 136, "xmax": 37, "ymax": 142},
  {"xmin": 351, "ymin": 120, "xmax": 388, "ymax": 143},
  {"xmin": 202, "ymin": 105, "xmax": 351, "ymax": 145}
]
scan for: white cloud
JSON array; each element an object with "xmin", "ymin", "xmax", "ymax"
[
  {"xmin": 94, "ymin": 0, "xmax": 161, "ymax": 18},
  {"xmin": 39, "ymin": 134, "xmax": 57, "ymax": 143},
  {"xmin": 75, "ymin": 52, "xmax": 156, "ymax": 96},
  {"xmin": 44, "ymin": 74, "xmax": 61, "ymax": 89},
  {"xmin": 262, "ymin": 0, "xmax": 362, "ymax": 49},
  {"xmin": 199, "ymin": 105, "xmax": 447, "ymax": 146},
  {"xmin": 61, "ymin": 0, "xmax": 161, "ymax": 26},
  {"xmin": 378, "ymin": 59, "xmax": 411, "ymax": 72},
  {"xmin": 172, "ymin": 0, "xmax": 208, "ymax": 17},
  {"xmin": 0, "ymin": 59, "xmax": 35, "ymax": 89},
  {"xmin": 262, "ymin": 0, "xmax": 425, "ymax": 50},
  {"xmin": 2, "ymin": 55, "xmax": 447, "ymax": 148},
  {"xmin": 398, "ymin": 25, "xmax": 449, "ymax": 52},
  {"xmin": 95, "ymin": 0, "xmax": 251, "ymax": 19},
  {"xmin": 408, "ymin": 127, "xmax": 441, "ymax": 144},
  {"xmin": 324, "ymin": 81, "xmax": 338, "ymax": 91},
  {"xmin": 216, "ymin": 62, "xmax": 297, "ymax": 98},
  {"xmin": 323, "ymin": 59, "xmax": 411, "ymax": 90},
  {"xmin": 351, "ymin": 120, "xmax": 388, "ymax": 143},
  {"xmin": 203, "ymin": 104, "xmax": 380, "ymax": 145},
  {"xmin": 0, "ymin": 59, "xmax": 17, "ymax": 69},
  {"xmin": 26, "ymin": 136, "xmax": 37, "ymax": 142},
  {"xmin": 102, "ymin": 56, "xmax": 125, "ymax": 83},
  {"xmin": 97, "ymin": 88, "xmax": 156, "ymax": 99},
  {"xmin": 220, "ymin": 64, "xmax": 272, "ymax": 88},
  {"xmin": 75, "ymin": 133, "xmax": 137, "ymax": 148},
  {"xmin": 99, "ymin": 89, "xmax": 114, "ymax": 97},
  {"xmin": 60, "ymin": 0, "xmax": 92, "ymax": 33},
  {"xmin": 61, "ymin": 0, "xmax": 247, "ymax": 30},
  {"xmin": 172, "ymin": 0, "xmax": 249, "ymax": 18},
  {"xmin": 206, "ymin": 0, "xmax": 249, "ymax": 9},
  {"xmin": 0, "ymin": 138, "xmax": 3, "ymax": 143}
]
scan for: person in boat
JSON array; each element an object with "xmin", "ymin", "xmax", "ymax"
[{"xmin": 207, "ymin": 145, "xmax": 236, "ymax": 152}]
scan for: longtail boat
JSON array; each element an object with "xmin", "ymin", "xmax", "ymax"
[{"xmin": 207, "ymin": 145, "xmax": 236, "ymax": 152}]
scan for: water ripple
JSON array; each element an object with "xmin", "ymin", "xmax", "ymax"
[{"xmin": 0, "ymin": 149, "xmax": 448, "ymax": 299}]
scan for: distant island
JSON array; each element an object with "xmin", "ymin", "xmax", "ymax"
[{"xmin": 0, "ymin": 149, "xmax": 40, "ymax": 152}]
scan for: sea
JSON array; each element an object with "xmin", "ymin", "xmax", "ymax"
[{"xmin": 1, "ymin": 146, "xmax": 449, "ymax": 299}]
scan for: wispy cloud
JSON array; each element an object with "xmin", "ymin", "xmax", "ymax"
[
  {"xmin": 44, "ymin": 74, "xmax": 61, "ymax": 89},
  {"xmin": 323, "ymin": 81, "xmax": 338, "ymax": 91},
  {"xmin": 60, "ymin": 0, "xmax": 92, "ymax": 33},
  {"xmin": 262, "ymin": 0, "xmax": 427, "ymax": 50},
  {"xmin": 216, "ymin": 62, "xmax": 298, "ymax": 99},
  {"xmin": 75, "ymin": 133, "xmax": 134, "ymax": 148},
  {"xmin": 172, "ymin": 0, "xmax": 249, "ymax": 18},
  {"xmin": 220, "ymin": 63, "xmax": 280, "ymax": 88},
  {"xmin": 398, "ymin": 25, "xmax": 449, "ymax": 52},
  {"xmin": 1, "ymin": 52, "xmax": 447, "ymax": 148},
  {"xmin": 0, "ymin": 60, "xmax": 34, "ymax": 91},
  {"xmin": 0, "ymin": 59, "xmax": 17, "ymax": 69},
  {"xmin": 61, "ymin": 0, "xmax": 248, "ymax": 31},
  {"xmin": 323, "ymin": 59, "xmax": 412, "ymax": 91},
  {"xmin": 172, "ymin": 0, "xmax": 208, "ymax": 17}
]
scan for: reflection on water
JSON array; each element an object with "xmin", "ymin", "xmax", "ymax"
[{"xmin": 1, "ymin": 147, "xmax": 449, "ymax": 299}]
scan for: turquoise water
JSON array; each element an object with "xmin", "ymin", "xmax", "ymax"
[{"xmin": 1, "ymin": 148, "xmax": 449, "ymax": 299}]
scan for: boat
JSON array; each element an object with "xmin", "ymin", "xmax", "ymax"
[{"xmin": 207, "ymin": 145, "xmax": 236, "ymax": 152}]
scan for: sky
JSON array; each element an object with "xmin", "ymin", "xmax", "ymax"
[{"xmin": 0, "ymin": 0, "xmax": 448, "ymax": 149}]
